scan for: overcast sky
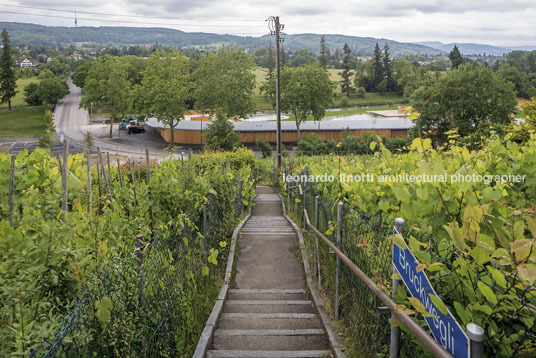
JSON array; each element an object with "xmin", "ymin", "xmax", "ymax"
[{"xmin": 0, "ymin": 0, "xmax": 534, "ymax": 47}]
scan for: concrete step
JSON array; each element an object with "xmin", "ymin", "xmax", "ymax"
[
  {"xmin": 214, "ymin": 329, "xmax": 325, "ymax": 337},
  {"xmin": 212, "ymin": 335, "xmax": 330, "ymax": 351},
  {"xmin": 241, "ymin": 228, "xmax": 294, "ymax": 232},
  {"xmin": 226, "ymin": 300, "xmax": 313, "ymax": 306},
  {"xmin": 228, "ymin": 292, "xmax": 309, "ymax": 301},
  {"xmin": 222, "ymin": 313, "xmax": 317, "ymax": 319},
  {"xmin": 255, "ymin": 194, "xmax": 282, "ymax": 202},
  {"xmin": 207, "ymin": 350, "xmax": 331, "ymax": 357},
  {"xmin": 224, "ymin": 302, "xmax": 315, "ymax": 314},
  {"xmin": 218, "ymin": 317, "xmax": 322, "ymax": 330}
]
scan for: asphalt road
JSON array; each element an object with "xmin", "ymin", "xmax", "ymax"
[{"xmin": 54, "ymin": 80, "xmax": 172, "ymax": 159}]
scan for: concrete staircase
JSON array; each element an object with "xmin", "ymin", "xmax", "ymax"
[{"xmin": 207, "ymin": 186, "xmax": 331, "ymax": 358}]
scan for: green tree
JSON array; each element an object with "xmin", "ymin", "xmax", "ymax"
[
  {"xmin": 372, "ymin": 43, "xmax": 384, "ymax": 91},
  {"xmin": 497, "ymin": 63, "xmax": 536, "ymax": 98},
  {"xmin": 193, "ymin": 49, "xmax": 256, "ymax": 119},
  {"xmin": 411, "ymin": 64, "xmax": 516, "ymax": 143},
  {"xmin": 130, "ymin": 50, "xmax": 190, "ymax": 146},
  {"xmin": 37, "ymin": 77, "xmax": 69, "ymax": 106},
  {"xmin": 289, "ymin": 48, "xmax": 317, "ymax": 67},
  {"xmin": 448, "ymin": 45, "xmax": 463, "ymax": 69},
  {"xmin": 71, "ymin": 59, "xmax": 92, "ymax": 88},
  {"xmin": 38, "ymin": 69, "xmax": 54, "ymax": 79},
  {"xmin": 267, "ymin": 42, "xmax": 275, "ymax": 80},
  {"xmin": 255, "ymin": 137, "xmax": 272, "ymax": 158},
  {"xmin": 262, "ymin": 64, "xmax": 333, "ymax": 140},
  {"xmin": 0, "ymin": 29, "xmax": 16, "ymax": 110},
  {"xmin": 80, "ymin": 56, "xmax": 130, "ymax": 138},
  {"xmin": 339, "ymin": 43, "xmax": 354, "ymax": 96},
  {"xmin": 522, "ymin": 97, "xmax": 536, "ymax": 125},
  {"xmin": 334, "ymin": 49, "xmax": 341, "ymax": 68},
  {"xmin": 319, "ymin": 35, "xmax": 328, "ymax": 69},
  {"xmin": 23, "ymin": 82, "xmax": 42, "ymax": 105},
  {"xmin": 382, "ymin": 44, "xmax": 394, "ymax": 92},
  {"xmin": 354, "ymin": 60, "xmax": 374, "ymax": 92},
  {"xmin": 205, "ymin": 111, "xmax": 240, "ymax": 151},
  {"xmin": 281, "ymin": 45, "xmax": 287, "ymax": 67}
]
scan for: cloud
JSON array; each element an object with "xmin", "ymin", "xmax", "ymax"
[{"xmin": 0, "ymin": 0, "xmax": 535, "ymax": 46}]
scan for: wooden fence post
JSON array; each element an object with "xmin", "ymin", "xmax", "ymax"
[{"xmin": 9, "ymin": 155, "xmax": 15, "ymax": 227}]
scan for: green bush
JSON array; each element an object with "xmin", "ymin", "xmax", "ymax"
[
  {"xmin": 255, "ymin": 137, "xmax": 272, "ymax": 158},
  {"xmin": 23, "ymin": 82, "xmax": 42, "ymax": 106},
  {"xmin": 205, "ymin": 112, "xmax": 240, "ymax": 151}
]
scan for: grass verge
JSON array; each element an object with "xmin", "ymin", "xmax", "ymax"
[
  {"xmin": 0, "ymin": 77, "xmax": 40, "ymax": 109},
  {"xmin": 0, "ymin": 106, "xmax": 46, "ymax": 138}
]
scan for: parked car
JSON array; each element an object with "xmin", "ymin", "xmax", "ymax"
[
  {"xmin": 120, "ymin": 115, "xmax": 142, "ymax": 129},
  {"xmin": 127, "ymin": 121, "xmax": 145, "ymax": 134}
]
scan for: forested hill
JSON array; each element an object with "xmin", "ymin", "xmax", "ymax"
[{"xmin": 0, "ymin": 21, "xmax": 445, "ymax": 56}]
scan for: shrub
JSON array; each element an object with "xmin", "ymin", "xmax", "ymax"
[
  {"xmin": 255, "ymin": 137, "xmax": 272, "ymax": 158},
  {"xmin": 205, "ymin": 112, "xmax": 240, "ymax": 151},
  {"xmin": 23, "ymin": 82, "xmax": 42, "ymax": 106}
]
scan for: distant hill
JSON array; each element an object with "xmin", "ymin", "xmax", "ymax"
[
  {"xmin": 417, "ymin": 41, "xmax": 536, "ymax": 56},
  {"xmin": 264, "ymin": 33, "xmax": 445, "ymax": 56},
  {"xmin": 0, "ymin": 21, "xmax": 444, "ymax": 56}
]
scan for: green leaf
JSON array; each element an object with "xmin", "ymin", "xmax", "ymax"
[
  {"xmin": 392, "ymin": 187, "xmax": 411, "ymax": 204},
  {"xmin": 453, "ymin": 302, "xmax": 470, "ymax": 325},
  {"xmin": 526, "ymin": 217, "xmax": 536, "ymax": 238},
  {"xmin": 477, "ymin": 281, "xmax": 498, "ymax": 305},
  {"xmin": 428, "ymin": 294, "xmax": 449, "ymax": 315},
  {"xmin": 443, "ymin": 222, "xmax": 467, "ymax": 251},
  {"xmin": 489, "ymin": 267, "xmax": 507, "ymax": 289},
  {"xmin": 389, "ymin": 234, "xmax": 407, "ymax": 249},
  {"xmin": 511, "ymin": 239, "xmax": 533, "ymax": 263},
  {"xmin": 96, "ymin": 297, "xmax": 112, "ymax": 325},
  {"xmin": 473, "ymin": 303, "xmax": 493, "ymax": 315},
  {"xmin": 514, "ymin": 220, "xmax": 526, "ymax": 240},
  {"xmin": 408, "ymin": 297, "xmax": 426, "ymax": 313},
  {"xmin": 517, "ymin": 263, "xmax": 536, "ymax": 285}
]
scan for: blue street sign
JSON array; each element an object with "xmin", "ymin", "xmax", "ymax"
[{"xmin": 393, "ymin": 230, "xmax": 469, "ymax": 358}]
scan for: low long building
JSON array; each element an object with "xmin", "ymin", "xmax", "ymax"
[{"xmin": 146, "ymin": 116, "xmax": 414, "ymax": 145}]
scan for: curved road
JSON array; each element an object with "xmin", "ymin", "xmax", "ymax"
[{"xmin": 54, "ymin": 81, "xmax": 167, "ymax": 158}]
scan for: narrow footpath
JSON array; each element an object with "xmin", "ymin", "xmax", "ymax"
[{"xmin": 207, "ymin": 186, "xmax": 331, "ymax": 357}]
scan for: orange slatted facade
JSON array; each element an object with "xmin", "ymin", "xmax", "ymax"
[{"xmin": 154, "ymin": 128, "xmax": 409, "ymax": 144}]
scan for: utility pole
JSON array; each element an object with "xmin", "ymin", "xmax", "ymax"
[{"xmin": 268, "ymin": 16, "xmax": 284, "ymax": 168}]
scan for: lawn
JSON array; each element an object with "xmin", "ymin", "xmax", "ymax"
[
  {"xmin": 0, "ymin": 77, "xmax": 40, "ymax": 109},
  {"xmin": 253, "ymin": 67, "xmax": 407, "ymax": 111},
  {"xmin": 0, "ymin": 106, "xmax": 47, "ymax": 138}
]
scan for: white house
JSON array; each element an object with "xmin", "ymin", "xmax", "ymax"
[{"xmin": 20, "ymin": 59, "xmax": 33, "ymax": 68}]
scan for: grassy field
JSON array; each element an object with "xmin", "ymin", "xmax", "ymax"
[
  {"xmin": 253, "ymin": 67, "xmax": 406, "ymax": 111},
  {"xmin": 0, "ymin": 106, "xmax": 47, "ymax": 138},
  {"xmin": 0, "ymin": 77, "xmax": 40, "ymax": 109}
]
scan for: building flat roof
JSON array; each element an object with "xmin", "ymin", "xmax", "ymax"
[{"xmin": 146, "ymin": 116, "xmax": 414, "ymax": 132}]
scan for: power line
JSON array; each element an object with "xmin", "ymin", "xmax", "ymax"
[
  {"xmin": 0, "ymin": 3, "xmax": 264, "ymax": 22},
  {"xmin": 0, "ymin": 9, "xmax": 267, "ymax": 31}
]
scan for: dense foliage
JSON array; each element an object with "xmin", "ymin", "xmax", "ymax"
[
  {"xmin": 410, "ymin": 63, "xmax": 517, "ymax": 144},
  {"xmin": 296, "ymin": 132, "xmax": 410, "ymax": 155},
  {"xmin": 285, "ymin": 135, "xmax": 536, "ymax": 355},
  {"xmin": 1, "ymin": 29, "xmax": 17, "ymax": 110},
  {"xmin": 205, "ymin": 112, "xmax": 241, "ymax": 151},
  {"xmin": 193, "ymin": 48, "xmax": 256, "ymax": 119},
  {"xmin": 0, "ymin": 148, "xmax": 258, "ymax": 356},
  {"xmin": 130, "ymin": 50, "xmax": 190, "ymax": 144},
  {"xmin": 261, "ymin": 64, "xmax": 334, "ymax": 139}
]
